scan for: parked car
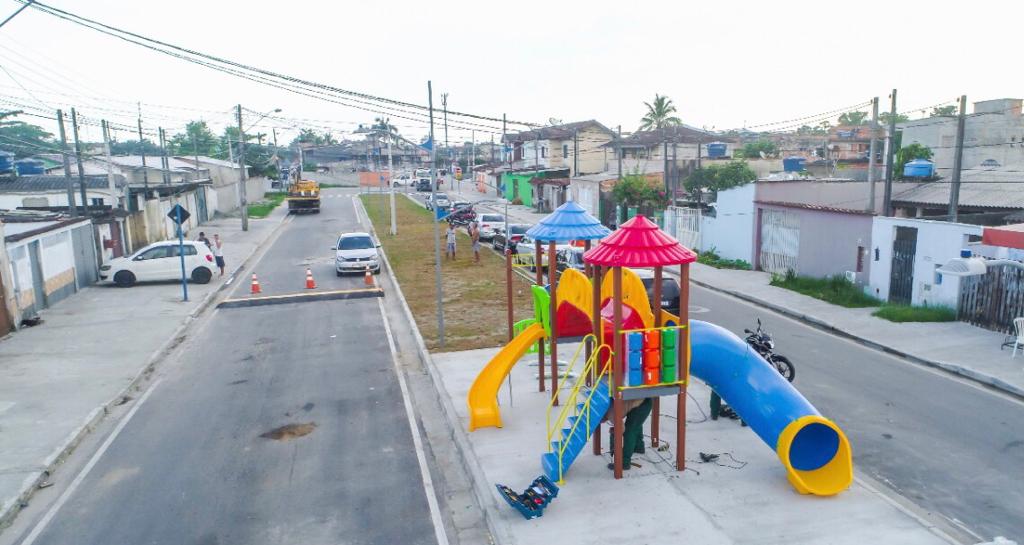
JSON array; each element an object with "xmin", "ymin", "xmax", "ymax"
[
  {"xmin": 393, "ymin": 173, "xmax": 412, "ymax": 187},
  {"xmin": 426, "ymin": 192, "xmax": 451, "ymax": 210},
  {"xmin": 515, "ymin": 237, "xmax": 576, "ymax": 271},
  {"xmin": 100, "ymin": 240, "xmax": 215, "ymax": 287},
  {"xmin": 334, "ymin": 232, "xmax": 381, "ymax": 275},
  {"xmin": 475, "ymin": 213, "xmax": 505, "ymax": 241},
  {"xmin": 630, "ymin": 268, "xmax": 681, "ymax": 315},
  {"xmin": 556, "ymin": 246, "xmax": 586, "ymax": 273},
  {"xmin": 491, "ymin": 223, "xmax": 530, "ymax": 252}
]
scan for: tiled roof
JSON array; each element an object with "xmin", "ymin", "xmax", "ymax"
[
  {"xmin": 503, "ymin": 120, "xmax": 615, "ymax": 144},
  {"xmin": 584, "ymin": 215, "xmax": 697, "ymax": 267},
  {"xmin": 0, "ymin": 174, "xmax": 124, "ymax": 192}
]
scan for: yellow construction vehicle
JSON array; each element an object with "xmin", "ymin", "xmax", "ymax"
[{"xmin": 287, "ymin": 179, "xmax": 321, "ymax": 214}]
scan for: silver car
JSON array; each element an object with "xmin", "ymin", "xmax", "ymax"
[{"xmin": 334, "ymin": 232, "xmax": 381, "ymax": 275}]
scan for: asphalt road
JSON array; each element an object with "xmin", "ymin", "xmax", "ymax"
[
  {"xmin": 9, "ymin": 188, "xmax": 440, "ymax": 545},
  {"xmin": 690, "ymin": 283, "xmax": 1024, "ymax": 542}
]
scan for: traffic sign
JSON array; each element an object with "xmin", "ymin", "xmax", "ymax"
[{"xmin": 167, "ymin": 204, "xmax": 191, "ymax": 224}]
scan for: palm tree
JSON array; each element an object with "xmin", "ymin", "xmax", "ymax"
[{"xmin": 639, "ymin": 94, "xmax": 682, "ymax": 131}]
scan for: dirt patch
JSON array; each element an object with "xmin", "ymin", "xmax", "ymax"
[
  {"xmin": 260, "ymin": 422, "xmax": 317, "ymax": 441},
  {"xmin": 361, "ymin": 194, "xmax": 535, "ymax": 352}
]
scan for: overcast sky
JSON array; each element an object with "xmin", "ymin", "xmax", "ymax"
[{"xmin": 0, "ymin": 0, "xmax": 1020, "ymax": 146}]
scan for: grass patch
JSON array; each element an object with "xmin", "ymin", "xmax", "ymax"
[
  {"xmin": 697, "ymin": 247, "xmax": 752, "ymax": 270},
  {"xmin": 247, "ymin": 192, "xmax": 287, "ymax": 218},
  {"xmin": 872, "ymin": 304, "xmax": 956, "ymax": 322},
  {"xmin": 360, "ymin": 194, "xmax": 535, "ymax": 352},
  {"xmin": 770, "ymin": 271, "xmax": 880, "ymax": 308}
]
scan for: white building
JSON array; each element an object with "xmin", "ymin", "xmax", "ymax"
[{"xmin": 0, "ymin": 174, "xmax": 127, "ymax": 211}]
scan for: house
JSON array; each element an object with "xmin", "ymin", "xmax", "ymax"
[
  {"xmin": 570, "ymin": 163, "xmax": 665, "ymax": 226},
  {"xmin": 503, "ymin": 120, "xmax": 616, "ymax": 177},
  {"xmin": 867, "ymin": 217, "xmax": 983, "ymax": 308},
  {"xmin": 1, "ymin": 211, "xmax": 98, "ymax": 326},
  {"xmin": 890, "ymin": 165, "xmax": 1024, "ymax": 223},
  {"xmin": 0, "ymin": 174, "xmax": 127, "ymax": 211},
  {"xmin": 500, "ymin": 167, "xmax": 568, "ymax": 208},
  {"xmin": 899, "ymin": 98, "xmax": 1024, "ymax": 179}
]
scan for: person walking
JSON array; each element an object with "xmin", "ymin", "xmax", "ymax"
[
  {"xmin": 211, "ymin": 233, "xmax": 225, "ymax": 276},
  {"xmin": 445, "ymin": 224, "xmax": 457, "ymax": 260},
  {"xmin": 469, "ymin": 221, "xmax": 481, "ymax": 263}
]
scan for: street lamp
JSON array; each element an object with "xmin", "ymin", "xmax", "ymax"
[
  {"xmin": 237, "ymin": 106, "xmax": 281, "ymax": 232},
  {"xmin": 937, "ymin": 249, "xmax": 1024, "ymax": 277}
]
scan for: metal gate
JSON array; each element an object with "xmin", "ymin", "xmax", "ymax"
[
  {"xmin": 758, "ymin": 209, "xmax": 800, "ymax": 275},
  {"xmin": 664, "ymin": 207, "xmax": 701, "ymax": 250},
  {"xmin": 957, "ymin": 263, "xmax": 1024, "ymax": 333},
  {"xmin": 888, "ymin": 226, "xmax": 917, "ymax": 305},
  {"xmin": 71, "ymin": 225, "xmax": 98, "ymax": 287}
]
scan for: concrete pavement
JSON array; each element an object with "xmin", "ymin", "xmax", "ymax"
[{"xmin": 0, "ymin": 205, "xmax": 288, "ymax": 528}]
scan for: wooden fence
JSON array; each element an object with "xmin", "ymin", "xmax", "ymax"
[{"xmin": 958, "ymin": 264, "xmax": 1024, "ymax": 334}]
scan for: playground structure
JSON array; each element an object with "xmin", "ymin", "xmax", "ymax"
[{"xmin": 467, "ymin": 202, "xmax": 853, "ymax": 497}]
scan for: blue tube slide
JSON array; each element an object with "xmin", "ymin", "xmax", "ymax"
[{"xmin": 689, "ymin": 320, "xmax": 853, "ymax": 496}]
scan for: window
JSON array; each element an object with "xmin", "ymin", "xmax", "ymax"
[
  {"xmin": 90, "ymin": 198, "xmax": 104, "ymax": 207},
  {"xmin": 169, "ymin": 245, "xmax": 198, "ymax": 257},
  {"xmin": 541, "ymin": 146, "xmax": 547, "ymax": 158},
  {"xmin": 338, "ymin": 236, "xmax": 374, "ymax": 250},
  {"xmin": 562, "ymin": 144, "xmax": 569, "ymax": 157},
  {"xmin": 137, "ymin": 246, "xmax": 172, "ymax": 260}
]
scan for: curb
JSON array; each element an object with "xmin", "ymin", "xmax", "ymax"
[
  {"xmin": 688, "ymin": 277, "xmax": 1024, "ymax": 401},
  {"xmin": 355, "ymin": 195, "xmax": 514, "ymax": 545},
  {"xmin": 0, "ymin": 213, "xmax": 291, "ymax": 529}
]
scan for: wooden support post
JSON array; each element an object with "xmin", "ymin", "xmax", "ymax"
[
  {"xmin": 506, "ymin": 249, "xmax": 514, "ymax": 343},
  {"xmin": 651, "ymin": 266, "xmax": 662, "ymax": 447},
  {"xmin": 536, "ymin": 239, "xmax": 545, "ymax": 392},
  {"xmin": 591, "ymin": 261, "xmax": 603, "ymax": 456},
  {"xmin": 548, "ymin": 240, "xmax": 558, "ymax": 406},
  {"xmin": 612, "ymin": 267, "xmax": 624, "ymax": 479},
  {"xmin": 677, "ymin": 262, "xmax": 690, "ymax": 472}
]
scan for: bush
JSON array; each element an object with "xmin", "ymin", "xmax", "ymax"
[
  {"xmin": 770, "ymin": 270, "xmax": 880, "ymax": 308},
  {"xmin": 872, "ymin": 304, "xmax": 956, "ymax": 323},
  {"xmin": 697, "ymin": 247, "xmax": 752, "ymax": 270}
]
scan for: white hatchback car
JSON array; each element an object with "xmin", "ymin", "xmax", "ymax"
[
  {"xmin": 334, "ymin": 232, "xmax": 381, "ymax": 275},
  {"xmin": 475, "ymin": 213, "xmax": 505, "ymax": 241},
  {"xmin": 100, "ymin": 240, "xmax": 216, "ymax": 287}
]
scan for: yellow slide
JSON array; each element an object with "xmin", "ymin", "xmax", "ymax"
[{"xmin": 467, "ymin": 323, "xmax": 547, "ymax": 431}]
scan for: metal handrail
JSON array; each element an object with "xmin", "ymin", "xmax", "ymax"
[
  {"xmin": 545, "ymin": 334, "xmax": 597, "ymax": 444},
  {"xmin": 546, "ymin": 342, "xmax": 613, "ymax": 484}
]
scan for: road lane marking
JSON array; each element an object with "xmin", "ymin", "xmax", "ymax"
[
  {"xmin": 20, "ymin": 379, "xmax": 163, "ymax": 545},
  {"xmin": 376, "ymin": 298, "xmax": 450, "ymax": 545}
]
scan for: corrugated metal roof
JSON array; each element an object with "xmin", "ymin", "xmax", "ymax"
[
  {"xmin": 0, "ymin": 174, "xmax": 124, "ymax": 192},
  {"xmin": 892, "ymin": 170, "xmax": 1024, "ymax": 209}
]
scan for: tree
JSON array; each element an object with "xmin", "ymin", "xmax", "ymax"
[
  {"xmin": 684, "ymin": 160, "xmax": 756, "ymax": 201},
  {"xmin": 879, "ymin": 112, "xmax": 909, "ymax": 125},
  {"xmin": 797, "ymin": 124, "xmax": 828, "ymax": 136},
  {"xmin": 611, "ymin": 170, "xmax": 670, "ymax": 211},
  {"xmin": 168, "ymin": 120, "xmax": 219, "ymax": 157},
  {"xmin": 837, "ymin": 111, "xmax": 869, "ymax": 126},
  {"xmin": 895, "ymin": 143, "xmax": 933, "ymax": 179},
  {"xmin": 737, "ymin": 139, "xmax": 778, "ymax": 159},
  {"xmin": 0, "ymin": 111, "xmax": 54, "ymax": 158},
  {"xmin": 930, "ymin": 105, "xmax": 957, "ymax": 117},
  {"xmin": 289, "ymin": 128, "xmax": 337, "ymax": 147},
  {"xmin": 639, "ymin": 94, "xmax": 682, "ymax": 131},
  {"xmin": 109, "ymin": 138, "xmax": 163, "ymax": 156}
]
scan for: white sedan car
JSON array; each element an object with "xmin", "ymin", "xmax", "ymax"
[
  {"xmin": 334, "ymin": 232, "xmax": 381, "ymax": 275},
  {"xmin": 100, "ymin": 240, "xmax": 216, "ymax": 287}
]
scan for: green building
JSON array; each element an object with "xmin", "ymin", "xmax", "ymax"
[{"xmin": 501, "ymin": 168, "xmax": 567, "ymax": 208}]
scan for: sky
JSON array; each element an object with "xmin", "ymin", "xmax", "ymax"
[{"xmin": 0, "ymin": 0, "xmax": 1021, "ymax": 147}]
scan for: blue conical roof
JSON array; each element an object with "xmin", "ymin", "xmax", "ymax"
[{"xmin": 526, "ymin": 201, "xmax": 611, "ymax": 242}]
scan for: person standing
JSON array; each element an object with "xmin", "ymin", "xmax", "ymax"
[
  {"xmin": 445, "ymin": 224, "xmax": 457, "ymax": 260},
  {"xmin": 196, "ymin": 231, "xmax": 211, "ymax": 249},
  {"xmin": 469, "ymin": 221, "xmax": 481, "ymax": 263},
  {"xmin": 211, "ymin": 233, "xmax": 225, "ymax": 276},
  {"xmin": 606, "ymin": 397, "xmax": 653, "ymax": 471}
]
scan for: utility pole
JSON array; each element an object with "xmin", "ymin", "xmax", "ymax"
[
  {"xmin": 663, "ymin": 140, "xmax": 670, "ymax": 193},
  {"xmin": 70, "ymin": 108, "xmax": 88, "ymax": 214},
  {"xmin": 137, "ymin": 112, "xmax": 149, "ymax": 199},
  {"xmin": 101, "ymin": 120, "xmax": 118, "ymax": 209},
  {"xmin": 428, "ymin": 81, "xmax": 445, "ymax": 348},
  {"xmin": 272, "ymin": 127, "xmax": 280, "ymax": 187},
  {"xmin": 158, "ymin": 127, "xmax": 170, "ymax": 185},
  {"xmin": 490, "ymin": 133, "xmax": 495, "ymax": 164},
  {"xmin": 867, "ymin": 97, "xmax": 879, "ymax": 213},
  {"xmin": 470, "ymin": 129, "xmax": 476, "ymax": 191},
  {"xmin": 948, "ymin": 94, "xmax": 968, "ymax": 221},
  {"xmin": 441, "ymin": 93, "xmax": 449, "ymax": 170},
  {"xmin": 191, "ymin": 132, "xmax": 202, "ymax": 183},
  {"xmin": 56, "ymin": 109, "xmax": 77, "ymax": 216},
  {"xmin": 882, "ymin": 89, "xmax": 897, "ymax": 217},
  {"xmin": 387, "ymin": 121, "xmax": 397, "ymax": 235},
  {"xmin": 617, "ymin": 125, "xmax": 623, "ymax": 181},
  {"xmin": 237, "ymin": 104, "xmax": 249, "ymax": 231},
  {"xmin": 672, "ymin": 141, "xmax": 678, "ymax": 202},
  {"xmin": 573, "ymin": 129, "xmax": 579, "ymax": 176}
]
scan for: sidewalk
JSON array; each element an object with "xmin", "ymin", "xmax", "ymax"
[
  {"xmin": 683, "ymin": 263, "xmax": 1024, "ymax": 399},
  {"xmin": 431, "ymin": 345, "xmax": 960, "ymax": 545},
  {"xmin": 459, "ymin": 189, "xmax": 1024, "ymax": 399},
  {"xmin": 0, "ymin": 205, "xmax": 288, "ymax": 526}
]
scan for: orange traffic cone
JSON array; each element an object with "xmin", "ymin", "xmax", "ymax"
[
  {"xmin": 364, "ymin": 265, "xmax": 373, "ymax": 286},
  {"xmin": 251, "ymin": 273, "xmax": 261, "ymax": 294},
  {"xmin": 305, "ymin": 268, "xmax": 316, "ymax": 289}
]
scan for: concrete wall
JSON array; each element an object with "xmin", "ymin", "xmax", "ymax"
[
  {"xmin": 5, "ymin": 220, "xmax": 90, "ymax": 317},
  {"xmin": 0, "ymin": 189, "xmax": 118, "ymax": 210},
  {"xmin": 0, "ymin": 221, "xmax": 17, "ymax": 329},
  {"xmin": 899, "ymin": 104, "xmax": 1024, "ymax": 176},
  {"xmin": 758, "ymin": 203, "xmax": 873, "ymax": 281},
  {"xmin": 700, "ymin": 183, "xmax": 756, "ymax": 264},
  {"xmin": 867, "ymin": 217, "xmax": 983, "ymax": 307},
  {"xmin": 756, "ymin": 179, "xmax": 881, "ymax": 212}
]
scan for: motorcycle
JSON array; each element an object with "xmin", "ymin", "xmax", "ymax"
[{"xmin": 744, "ymin": 319, "xmax": 795, "ymax": 382}]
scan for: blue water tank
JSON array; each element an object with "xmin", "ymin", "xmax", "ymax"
[
  {"xmin": 706, "ymin": 142, "xmax": 727, "ymax": 158},
  {"xmin": 14, "ymin": 159, "xmax": 45, "ymax": 175},
  {"xmin": 783, "ymin": 156, "xmax": 806, "ymax": 172},
  {"xmin": 903, "ymin": 159, "xmax": 934, "ymax": 178},
  {"xmin": 0, "ymin": 151, "xmax": 13, "ymax": 173}
]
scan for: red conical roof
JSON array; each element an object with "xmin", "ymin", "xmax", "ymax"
[{"xmin": 583, "ymin": 215, "xmax": 697, "ymax": 267}]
